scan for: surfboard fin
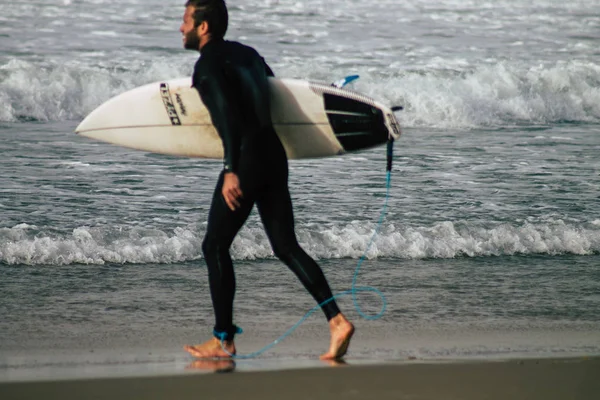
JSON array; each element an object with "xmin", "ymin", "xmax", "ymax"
[{"xmin": 332, "ymin": 75, "xmax": 360, "ymax": 88}]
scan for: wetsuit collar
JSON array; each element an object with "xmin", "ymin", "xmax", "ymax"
[{"xmin": 200, "ymin": 37, "xmax": 225, "ymax": 55}]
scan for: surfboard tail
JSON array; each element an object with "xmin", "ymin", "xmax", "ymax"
[{"xmin": 383, "ymin": 108, "xmax": 402, "ymax": 140}]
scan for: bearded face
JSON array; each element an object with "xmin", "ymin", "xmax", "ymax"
[
  {"xmin": 184, "ymin": 26, "xmax": 200, "ymax": 50},
  {"xmin": 180, "ymin": 6, "xmax": 201, "ymax": 50}
]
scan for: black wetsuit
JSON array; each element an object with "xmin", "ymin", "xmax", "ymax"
[{"xmin": 192, "ymin": 39, "xmax": 340, "ymax": 341}]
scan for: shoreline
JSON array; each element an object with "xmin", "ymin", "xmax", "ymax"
[{"xmin": 1, "ymin": 356, "xmax": 598, "ymax": 400}]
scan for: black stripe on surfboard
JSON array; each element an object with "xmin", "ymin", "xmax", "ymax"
[
  {"xmin": 335, "ymin": 131, "xmax": 374, "ymax": 137},
  {"xmin": 323, "ymin": 93, "xmax": 389, "ymax": 151},
  {"xmin": 326, "ymin": 110, "xmax": 371, "ymax": 117}
]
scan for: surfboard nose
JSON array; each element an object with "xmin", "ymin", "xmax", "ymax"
[{"xmin": 74, "ymin": 114, "xmax": 91, "ymax": 135}]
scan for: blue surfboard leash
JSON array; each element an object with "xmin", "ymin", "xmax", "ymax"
[
  {"xmin": 213, "ymin": 135, "xmax": 395, "ymax": 359},
  {"xmin": 213, "ymin": 75, "xmax": 399, "ymax": 358}
]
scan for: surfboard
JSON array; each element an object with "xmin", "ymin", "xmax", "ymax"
[{"xmin": 75, "ymin": 77, "xmax": 402, "ymax": 159}]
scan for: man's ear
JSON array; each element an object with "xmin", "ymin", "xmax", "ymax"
[{"xmin": 198, "ymin": 20, "xmax": 209, "ymax": 36}]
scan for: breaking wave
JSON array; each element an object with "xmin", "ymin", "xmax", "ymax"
[
  {"xmin": 1, "ymin": 57, "xmax": 599, "ymax": 129},
  {"xmin": 1, "ymin": 219, "xmax": 598, "ymax": 266}
]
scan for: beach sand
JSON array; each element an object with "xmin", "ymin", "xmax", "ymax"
[{"xmin": 1, "ymin": 356, "xmax": 598, "ymax": 400}]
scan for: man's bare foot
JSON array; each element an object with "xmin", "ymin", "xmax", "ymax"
[
  {"xmin": 184, "ymin": 337, "xmax": 236, "ymax": 359},
  {"xmin": 320, "ymin": 313, "xmax": 355, "ymax": 360}
]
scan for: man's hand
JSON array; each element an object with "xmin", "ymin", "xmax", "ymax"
[{"xmin": 222, "ymin": 172, "xmax": 243, "ymax": 211}]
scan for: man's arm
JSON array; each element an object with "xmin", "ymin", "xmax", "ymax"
[{"xmin": 193, "ymin": 63, "xmax": 242, "ymax": 173}]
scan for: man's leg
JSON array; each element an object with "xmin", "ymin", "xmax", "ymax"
[
  {"xmin": 256, "ymin": 183, "xmax": 355, "ymax": 359},
  {"xmin": 185, "ymin": 172, "xmax": 254, "ymax": 358},
  {"xmin": 256, "ymin": 184, "xmax": 340, "ymax": 319}
]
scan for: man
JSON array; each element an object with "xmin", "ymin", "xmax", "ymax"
[{"xmin": 180, "ymin": 0, "xmax": 354, "ymax": 360}]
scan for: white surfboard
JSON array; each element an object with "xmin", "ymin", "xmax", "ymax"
[{"xmin": 75, "ymin": 77, "xmax": 401, "ymax": 159}]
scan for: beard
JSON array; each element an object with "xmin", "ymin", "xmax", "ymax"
[{"xmin": 184, "ymin": 28, "xmax": 200, "ymax": 50}]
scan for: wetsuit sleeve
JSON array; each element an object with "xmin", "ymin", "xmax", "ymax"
[
  {"xmin": 263, "ymin": 58, "xmax": 275, "ymax": 77},
  {"xmin": 193, "ymin": 63, "xmax": 242, "ymax": 173}
]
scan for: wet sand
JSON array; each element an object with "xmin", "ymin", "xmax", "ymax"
[{"xmin": 1, "ymin": 356, "xmax": 598, "ymax": 400}]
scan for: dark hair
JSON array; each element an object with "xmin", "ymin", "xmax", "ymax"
[{"xmin": 185, "ymin": 0, "xmax": 228, "ymax": 39}]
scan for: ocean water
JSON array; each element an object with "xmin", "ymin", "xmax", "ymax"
[{"xmin": 1, "ymin": 0, "xmax": 600, "ymax": 379}]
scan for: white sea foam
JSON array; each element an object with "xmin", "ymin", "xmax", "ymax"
[
  {"xmin": 1, "ymin": 220, "xmax": 598, "ymax": 266},
  {"xmin": 0, "ymin": 58, "xmax": 190, "ymax": 123},
  {"xmin": 91, "ymin": 31, "xmax": 119, "ymax": 37},
  {"xmin": 360, "ymin": 61, "xmax": 600, "ymax": 128}
]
